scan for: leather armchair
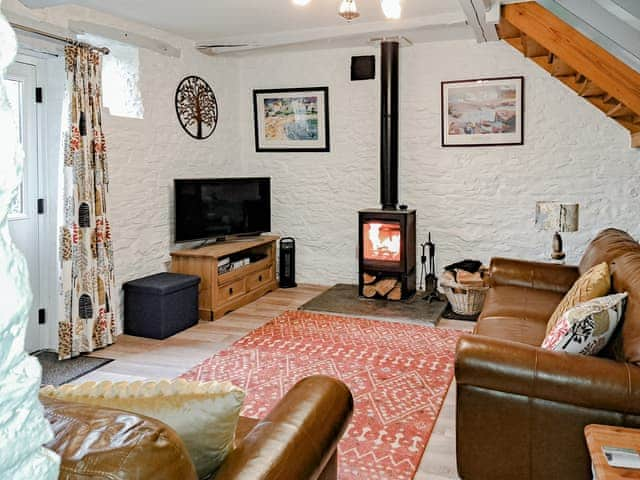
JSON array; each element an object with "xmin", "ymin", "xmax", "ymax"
[
  {"xmin": 455, "ymin": 229, "xmax": 640, "ymax": 480},
  {"xmin": 43, "ymin": 375, "xmax": 353, "ymax": 480}
]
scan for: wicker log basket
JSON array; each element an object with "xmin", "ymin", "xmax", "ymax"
[{"xmin": 440, "ymin": 278, "xmax": 489, "ymax": 316}]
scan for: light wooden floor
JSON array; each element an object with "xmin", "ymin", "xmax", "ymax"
[{"xmin": 82, "ymin": 284, "xmax": 473, "ymax": 480}]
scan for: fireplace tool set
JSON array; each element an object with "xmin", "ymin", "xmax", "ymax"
[{"xmin": 420, "ymin": 233, "xmax": 440, "ymax": 303}]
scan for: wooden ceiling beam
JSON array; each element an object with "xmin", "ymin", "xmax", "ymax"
[{"xmin": 503, "ymin": 2, "xmax": 640, "ymax": 115}]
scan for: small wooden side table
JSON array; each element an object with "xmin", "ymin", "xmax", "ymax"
[{"xmin": 585, "ymin": 425, "xmax": 640, "ymax": 479}]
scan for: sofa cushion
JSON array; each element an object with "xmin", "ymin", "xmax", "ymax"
[
  {"xmin": 41, "ymin": 379, "xmax": 245, "ymax": 479},
  {"xmin": 612, "ymin": 251, "xmax": 640, "ymax": 364},
  {"xmin": 546, "ymin": 262, "xmax": 611, "ymax": 335},
  {"xmin": 476, "ymin": 286, "xmax": 564, "ymax": 346},
  {"xmin": 475, "ymin": 315, "xmax": 548, "ymax": 346},
  {"xmin": 480, "ymin": 285, "xmax": 564, "ymax": 323},
  {"xmin": 579, "ymin": 228, "xmax": 638, "ymax": 274}
]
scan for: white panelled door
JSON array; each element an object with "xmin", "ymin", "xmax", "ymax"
[{"xmin": 7, "ymin": 59, "xmax": 44, "ymax": 353}]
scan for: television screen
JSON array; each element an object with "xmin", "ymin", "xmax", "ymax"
[{"xmin": 174, "ymin": 178, "xmax": 271, "ymax": 242}]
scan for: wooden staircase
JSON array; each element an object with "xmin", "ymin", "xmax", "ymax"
[{"xmin": 498, "ymin": 1, "xmax": 640, "ymax": 148}]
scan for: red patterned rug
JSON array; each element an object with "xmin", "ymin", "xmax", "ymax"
[{"xmin": 180, "ymin": 310, "xmax": 462, "ymax": 479}]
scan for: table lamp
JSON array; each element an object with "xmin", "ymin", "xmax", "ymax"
[{"xmin": 535, "ymin": 202, "xmax": 579, "ymax": 261}]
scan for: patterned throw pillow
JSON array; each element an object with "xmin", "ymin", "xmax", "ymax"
[
  {"xmin": 546, "ymin": 262, "xmax": 611, "ymax": 335},
  {"xmin": 542, "ymin": 293, "xmax": 628, "ymax": 355},
  {"xmin": 40, "ymin": 379, "xmax": 245, "ymax": 479}
]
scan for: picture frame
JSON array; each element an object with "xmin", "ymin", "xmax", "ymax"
[
  {"xmin": 253, "ymin": 87, "xmax": 330, "ymax": 152},
  {"xmin": 441, "ymin": 76, "xmax": 524, "ymax": 147}
]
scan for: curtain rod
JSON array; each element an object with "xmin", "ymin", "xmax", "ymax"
[{"xmin": 10, "ymin": 22, "xmax": 110, "ymax": 55}]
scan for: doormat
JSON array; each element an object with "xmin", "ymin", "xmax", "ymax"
[
  {"xmin": 299, "ymin": 283, "xmax": 446, "ymax": 326},
  {"xmin": 180, "ymin": 310, "xmax": 463, "ymax": 480},
  {"xmin": 35, "ymin": 350, "xmax": 114, "ymax": 387}
]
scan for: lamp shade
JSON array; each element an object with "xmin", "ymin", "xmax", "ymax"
[
  {"xmin": 339, "ymin": 0, "xmax": 360, "ymax": 21},
  {"xmin": 535, "ymin": 202, "xmax": 579, "ymax": 232}
]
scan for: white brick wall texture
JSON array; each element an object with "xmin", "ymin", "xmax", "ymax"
[{"xmin": 235, "ymin": 41, "xmax": 640, "ymax": 286}]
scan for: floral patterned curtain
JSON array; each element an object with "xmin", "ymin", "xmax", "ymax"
[{"xmin": 58, "ymin": 45, "xmax": 116, "ymax": 360}]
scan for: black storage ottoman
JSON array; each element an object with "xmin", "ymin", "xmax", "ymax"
[{"xmin": 123, "ymin": 273, "xmax": 200, "ymax": 339}]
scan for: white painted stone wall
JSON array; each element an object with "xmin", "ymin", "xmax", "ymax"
[
  {"xmin": 236, "ymin": 40, "xmax": 640, "ymax": 286},
  {"xmin": 3, "ymin": 0, "xmax": 241, "ymax": 337},
  {"xmin": 4, "ymin": 0, "xmax": 640, "ymax": 334}
]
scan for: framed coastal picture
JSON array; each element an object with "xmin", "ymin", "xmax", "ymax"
[
  {"xmin": 253, "ymin": 87, "xmax": 330, "ymax": 152},
  {"xmin": 441, "ymin": 76, "xmax": 524, "ymax": 147}
]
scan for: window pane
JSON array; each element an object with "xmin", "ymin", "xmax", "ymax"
[
  {"xmin": 78, "ymin": 33, "xmax": 144, "ymax": 119},
  {"xmin": 6, "ymin": 79, "xmax": 24, "ymax": 216}
]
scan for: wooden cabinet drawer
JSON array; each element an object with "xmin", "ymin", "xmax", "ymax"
[
  {"xmin": 218, "ymin": 278, "xmax": 246, "ymax": 304},
  {"xmin": 247, "ymin": 268, "xmax": 272, "ymax": 291}
]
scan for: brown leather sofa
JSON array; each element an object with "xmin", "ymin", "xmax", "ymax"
[
  {"xmin": 42, "ymin": 375, "xmax": 353, "ymax": 480},
  {"xmin": 455, "ymin": 228, "xmax": 640, "ymax": 480}
]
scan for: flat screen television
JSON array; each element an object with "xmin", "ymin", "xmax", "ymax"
[{"xmin": 174, "ymin": 177, "xmax": 271, "ymax": 243}]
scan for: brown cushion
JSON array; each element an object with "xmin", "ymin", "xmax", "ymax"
[
  {"xmin": 480, "ymin": 285, "xmax": 564, "ymax": 323},
  {"xmin": 476, "ymin": 315, "xmax": 548, "ymax": 346},
  {"xmin": 612, "ymin": 251, "xmax": 640, "ymax": 364},
  {"xmin": 579, "ymin": 228, "xmax": 638, "ymax": 274},
  {"xmin": 546, "ymin": 262, "xmax": 611, "ymax": 335},
  {"xmin": 476, "ymin": 286, "xmax": 564, "ymax": 346}
]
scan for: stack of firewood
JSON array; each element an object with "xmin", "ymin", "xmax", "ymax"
[{"xmin": 362, "ymin": 273, "xmax": 402, "ymax": 301}]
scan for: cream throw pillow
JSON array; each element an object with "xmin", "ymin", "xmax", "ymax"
[
  {"xmin": 542, "ymin": 293, "xmax": 628, "ymax": 355},
  {"xmin": 40, "ymin": 379, "xmax": 245, "ymax": 479},
  {"xmin": 546, "ymin": 262, "xmax": 611, "ymax": 335}
]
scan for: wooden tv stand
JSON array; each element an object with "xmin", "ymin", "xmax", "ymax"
[{"xmin": 170, "ymin": 235, "xmax": 279, "ymax": 321}]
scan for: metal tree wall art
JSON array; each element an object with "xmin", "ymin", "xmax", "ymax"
[{"xmin": 175, "ymin": 76, "xmax": 218, "ymax": 140}]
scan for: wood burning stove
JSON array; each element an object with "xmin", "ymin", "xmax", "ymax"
[
  {"xmin": 359, "ymin": 209, "xmax": 416, "ymax": 299},
  {"xmin": 358, "ymin": 39, "xmax": 417, "ymax": 300}
]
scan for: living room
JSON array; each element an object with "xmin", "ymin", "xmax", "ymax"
[{"xmin": 1, "ymin": 0, "xmax": 640, "ymax": 479}]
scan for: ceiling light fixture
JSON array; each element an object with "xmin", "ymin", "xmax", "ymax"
[
  {"xmin": 294, "ymin": 0, "xmax": 401, "ymax": 22},
  {"xmin": 381, "ymin": 0, "xmax": 402, "ymax": 20},
  {"xmin": 338, "ymin": 0, "xmax": 360, "ymax": 22}
]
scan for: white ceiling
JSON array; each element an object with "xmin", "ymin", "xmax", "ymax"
[{"xmin": 20, "ymin": 0, "xmax": 468, "ymax": 41}]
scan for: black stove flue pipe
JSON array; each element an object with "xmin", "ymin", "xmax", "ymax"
[{"xmin": 380, "ymin": 40, "xmax": 399, "ymax": 211}]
